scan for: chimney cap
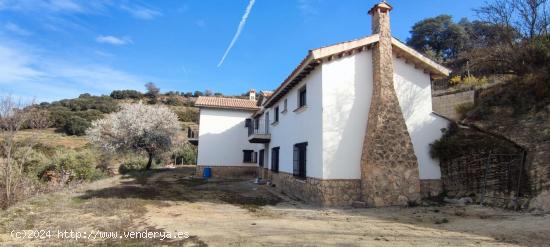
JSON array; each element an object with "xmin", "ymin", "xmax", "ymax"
[{"xmin": 368, "ymin": 1, "xmax": 393, "ymax": 15}]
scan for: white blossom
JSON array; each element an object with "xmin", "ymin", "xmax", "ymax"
[{"xmin": 87, "ymin": 103, "xmax": 180, "ymax": 166}]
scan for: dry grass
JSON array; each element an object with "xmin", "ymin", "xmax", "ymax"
[
  {"xmin": 16, "ymin": 128, "xmax": 89, "ymax": 149},
  {"xmin": 1, "ymin": 167, "xmax": 549, "ymax": 246}
]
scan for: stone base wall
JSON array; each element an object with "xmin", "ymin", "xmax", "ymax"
[
  {"xmin": 420, "ymin": 179, "xmax": 443, "ymax": 198},
  {"xmin": 195, "ymin": 165, "xmax": 258, "ymax": 179},
  {"xmin": 263, "ymin": 169, "xmax": 361, "ymax": 207}
]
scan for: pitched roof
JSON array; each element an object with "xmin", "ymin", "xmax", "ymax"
[
  {"xmin": 263, "ymin": 34, "xmax": 452, "ymax": 108},
  {"xmin": 195, "ymin": 96, "xmax": 259, "ymax": 111},
  {"xmin": 256, "ymin": 91, "xmax": 274, "ymax": 106}
]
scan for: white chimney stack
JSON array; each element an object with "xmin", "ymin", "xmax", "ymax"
[{"xmin": 249, "ymin": 89, "xmax": 256, "ymax": 101}]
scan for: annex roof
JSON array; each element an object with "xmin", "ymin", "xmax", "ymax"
[{"xmin": 195, "ymin": 96, "xmax": 259, "ymax": 111}]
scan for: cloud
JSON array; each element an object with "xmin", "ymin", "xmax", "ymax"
[
  {"xmin": 96, "ymin": 35, "xmax": 132, "ymax": 45},
  {"xmin": 4, "ymin": 22, "xmax": 32, "ymax": 36},
  {"xmin": 217, "ymin": 0, "xmax": 256, "ymax": 67},
  {"xmin": 0, "ymin": 41, "xmax": 145, "ymax": 102},
  {"xmin": 120, "ymin": 4, "xmax": 162, "ymax": 20},
  {"xmin": 0, "ymin": 1, "xmax": 162, "ymax": 21},
  {"xmin": 0, "ymin": 0, "xmax": 99, "ymax": 14}
]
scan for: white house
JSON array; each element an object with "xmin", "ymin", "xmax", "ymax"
[{"xmin": 195, "ymin": 2, "xmax": 450, "ymax": 207}]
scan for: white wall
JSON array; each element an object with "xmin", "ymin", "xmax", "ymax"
[
  {"xmin": 265, "ymin": 67, "xmax": 324, "ymax": 178},
  {"xmin": 393, "ymin": 56, "xmax": 449, "ymax": 179},
  {"xmin": 197, "ymin": 108, "xmax": 258, "ymax": 167},
  {"xmin": 321, "ymin": 50, "xmax": 373, "ymax": 179}
]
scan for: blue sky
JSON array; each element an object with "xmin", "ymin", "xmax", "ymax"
[{"xmin": 0, "ymin": 0, "xmax": 484, "ymax": 102}]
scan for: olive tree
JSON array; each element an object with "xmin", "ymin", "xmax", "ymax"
[{"xmin": 87, "ymin": 103, "xmax": 180, "ymax": 170}]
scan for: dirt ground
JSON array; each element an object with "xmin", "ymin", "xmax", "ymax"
[{"xmin": 1, "ymin": 166, "xmax": 549, "ymax": 247}]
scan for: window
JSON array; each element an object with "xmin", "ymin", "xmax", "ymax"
[
  {"xmin": 273, "ymin": 106, "xmax": 279, "ymax": 123},
  {"xmin": 293, "ymin": 142, "xmax": 307, "ymax": 179},
  {"xmin": 254, "ymin": 118, "xmax": 259, "ymax": 130},
  {"xmin": 298, "ymin": 86, "xmax": 307, "ymax": 108},
  {"xmin": 245, "ymin": 118, "xmax": 251, "ymax": 128},
  {"xmin": 282, "ymin": 98, "xmax": 288, "ymax": 113},
  {"xmin": 271, "ymin": 147, "xmax": 279, "ymax": 172},
  {"xmin": 259, "ymin": 149, "xmax": 265, "ymax": 167},
  {"xmin": 243, "ymin": 150, "xmax": 254, "ymax": 163}
]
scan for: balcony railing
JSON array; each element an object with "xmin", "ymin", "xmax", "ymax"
[{"xmin": 247, "ymin": 118, "xmax": 270, "ymax": 143}]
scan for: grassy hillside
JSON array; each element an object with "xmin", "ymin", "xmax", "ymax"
[
  {"xmin": 16, "ymin": 128, "xmax": 89, "ymax": 149},
  {"xmin": 34, "ymin": 91, "xmax": 201, "ymax": 136}
]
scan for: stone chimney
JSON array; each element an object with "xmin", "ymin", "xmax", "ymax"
[
  {"xmin": 368, "ymin": 1, "xmax": 392, "ymax": 35},
  {"xmin": 249, "ymin": 89, "xmax": 256, "ymax": 101},
  {"xmin": 359, "ymin": 1, "xmax": 421, "ymax": 207}
]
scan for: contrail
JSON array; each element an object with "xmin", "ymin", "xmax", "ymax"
[{"xmin": 217, "ymin": 0, "xmax": 256, "ymax": 67}]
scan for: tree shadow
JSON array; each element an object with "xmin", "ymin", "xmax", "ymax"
[{"xmin": 77, "ymin": 166, "xmax": 282, "ymax": 210}]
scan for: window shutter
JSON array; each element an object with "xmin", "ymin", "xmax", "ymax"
[
  {"xmin": 293, "ymin": 146, "xmax": 299, "ymax": 176},
  {"xmin": 271, "ymin": 147, "xmax": 279, "ymax": 172},
  {"xmin": 275, "ymin": 148, "xmax": 279, "ymax": 172},
  {"xmin": 301, "ymin": 144, "xmax": 307, "ymax": 178}
]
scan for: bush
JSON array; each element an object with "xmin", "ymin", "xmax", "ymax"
[
  {"xmin": 110, "ymin": 90, "xmax": 144, "ymax": 100},
  {"xmin": 40, "ymin": 94, "xmax": 120, "ymax": 135},
  {"xmin": 172, "ymin": 144, "xmax": 197, "ymax": 165},
  {"xmin": 119, "ymin": 157, "xmax": 149, "ymax": 174},
  {"xmin": 164, "ymin": 96, "xmax": 183, "ymax": 106},
  {"xmin": 63, "ymin": 116, "xmax": 90, "ymax": 136},
  {"xmin": 17, "ymin": 149, "xmax": 52, "ymax": 180},
  {"xmin": 46, "ymin": 149, "xmax": 104, "ymax": 181},
  {"xmin": 430, "ymin": 123, "xmax": 519, "ymax": 161},
  {"xmin": 455, "ymin": 102, "xmax": 475, "ymax": 120},
  {"xmin": 75, "ymin": 109, "xmax": 104, "ymax": 122},
  {"xmin": 175, "ymin": 108, "xmax": 199, "ymax": 123},
  {"xmin": 449, "ymin": 75, "xmax": 489, "ymax": 87}
]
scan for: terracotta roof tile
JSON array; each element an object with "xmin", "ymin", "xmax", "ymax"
[{"xmin": 195, "ymin": 96, "xmax": 258, "ymax": 111}]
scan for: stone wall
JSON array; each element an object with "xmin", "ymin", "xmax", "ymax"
[
  {"xmin": 432, "ymin": 89, "xmax": 475, "ymax": 120},
  {"xmin": 264, "ymin": 169, "xmax": 361, "ymax": 207},
  {"xmin": 420, "ymin": 179, "xmax": 443, "ymax": 198},
  {"xmin": 195, "ymin": 165, "xmax": 258, "ymax": 179}
]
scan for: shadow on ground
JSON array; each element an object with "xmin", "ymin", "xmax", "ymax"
[
  {"xmin": 74, "ymin": 166, "xmax": 549, "ymax": 247},
  {"xmin": 78, "ymin": 166, "xmax": 282, "ymax": 211}
]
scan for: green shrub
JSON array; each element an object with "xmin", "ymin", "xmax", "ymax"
[
  {"xmin": 119, "ymin": 157, "xmax": 149, "ymax": 174},
  {"xmin": 75, "ymin": 109, "xmax": 104, "ymax": 122},
  {"xmin": 430, "ymin": 123, "xmax": 519, "ymax": 161},
  {"xmin": 16, "ymin": 148, "xmax": 51, "ymax": 180},
  {"xmin": 172, "ymin": 144, "xmax": 197, "ymax": 165},
  {"xmin": 455, "ymin": 102, "xmax": 475, "ymax": 120},
  {"xmin": 49, "ymin": 149, "xmax": 104, "ymax": 181},
  {"xmin": 63, "ymin": 116, "xmax": 90, "ymax": 136},
  {"xmin": 164, "ymin": 96, "xmax": 183, "ymax": 106},
  {"xmin": 449, "ymin": 75, "xmax": 489, "ymax": 87},
  {"xmin": 175, "ymin": 108, "xmax": 199, "ymax": 123},
  {"xmin": 110, "ymin": 90, "xmax": 143, "ymax": 100}
]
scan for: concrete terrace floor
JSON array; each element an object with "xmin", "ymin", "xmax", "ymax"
[{"xmin": 1, "ymin": 166, "xmax": 549, "ymax": 247}]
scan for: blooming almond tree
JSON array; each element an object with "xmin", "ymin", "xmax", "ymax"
[{"xmin": 87, "ymin": 103, "xmax": 180, "ymax": 170}]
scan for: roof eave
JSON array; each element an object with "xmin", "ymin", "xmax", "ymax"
[
  {"xmin": 196, "ymin": 105, "xmax": 258, "ymax": 112},
  {"xmin": 263, "ymin": 35, "xmax": 451, "ymax": 108},
  {"xmin": 391, "ymin": 38, "xmax": 452, "ymax": 78}
]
